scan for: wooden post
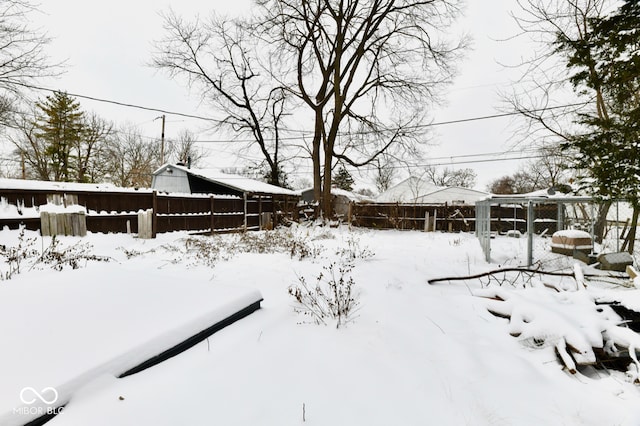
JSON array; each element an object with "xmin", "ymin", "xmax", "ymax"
[
  {"xmin": 424, "ymin": 211, "xmax": 430, "ymax": 232},
  {"xmin": 49, "ymin": 212, "xmax": 58, "ymax": 236},
  {"xmin": 152, "ymin": 190, "xmax": 158, "ymax": 238},
  {"xmin": 210, "ymin": 196, "xmax": 215, "ymax": 234},
  {"xmin": 433, "ymin": 209, "xmax": 438, "ymax": 232},
  {"xmin": 40, "ymin": 212, "xmax": 50, "ymax": 236},
  {"xmin": 64, "ymin": 213, "xmax": 72, "ymax": 236},
  {"xmin": 243, "ymin": 193, "xmax": 248, "ymax": 231},
  {"xmin": 138, "ymin": 209, "xmax": 153, "ymax": 239},
  {"xmin": 258, "ymin": 196, "xmax": 263, "ymax": 230}
]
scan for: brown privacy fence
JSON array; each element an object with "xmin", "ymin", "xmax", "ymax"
[
  {"xmin": 0, "ymin": 187, "xmax": 298, "ymax": 236},
  {"xmin": 350, "ymin": 202, "xmax": 560, "ymax": 234}
]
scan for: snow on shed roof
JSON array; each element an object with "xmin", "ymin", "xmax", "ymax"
[{"xmin": 158, "ymin": 164, "xmax": 299, "ymax": 196}]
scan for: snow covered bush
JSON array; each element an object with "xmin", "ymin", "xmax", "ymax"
[
  {"xmin": 128, "ymin": 228, "xmax": 325, "ymax": 269},
  {"xmin": 235, "ymin": 228, "xmax": 324, "ymax": 260},
  {"xmin": 289, "ymin": 262, "xmax": 360, "ymax": 328},
  {"xmin": 38, "ymin": 236, "xmax": 110, "ymax": 271},
  {"xmin": 0, "ymin": 228, "xmax": 37, "ymax": 279},
  {"xmin": 0, "ymin": 229, "xmax": 109, "ymax": 279},
  {"xmin": 335, "ymin": 235, "xmax": 374, "ymax": 262}
]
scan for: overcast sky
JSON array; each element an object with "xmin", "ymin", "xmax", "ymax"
[{"xmin": 28, "ymin": 0, "xmax": 532, "ymax": 191}]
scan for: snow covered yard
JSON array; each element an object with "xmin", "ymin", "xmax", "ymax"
[{"xmin": 1, "ymin": 226, "xmax": 640, "ymax": 425}]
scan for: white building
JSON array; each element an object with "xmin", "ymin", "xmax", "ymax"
[{"xmin": 376, "ymin": 177, "xmax": 489, "ymax": 205}]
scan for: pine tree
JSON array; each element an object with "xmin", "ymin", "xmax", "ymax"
[
  {"xmin": 557, "ymin": 0, "xmax": 640, "ymax": 251},
  {"xmin": 332, "ymin": 166, "xmax": 355, "ymax": 191},
  {"xmin": 36, "ymin": 91, "xmax": 84, "ymax": 182}
]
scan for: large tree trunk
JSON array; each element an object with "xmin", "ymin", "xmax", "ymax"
[
  {"xmin": 312, "ymin": 109, "xmax": 323, "ymax": 208},
  {"xmin": 322, "ymin": 147, "xmax": 333, "ymax": 220}
]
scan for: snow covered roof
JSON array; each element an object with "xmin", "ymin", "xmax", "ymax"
[
  {"xmin": 0, "ymin": 177, "xmax": 142, "ymax": 192},
  {"xmin": 154, "ymin": 164, "xmax": 299, "ymax": 197},
  {"xmin": 375, "ymin": 177, "xmax": 489, "ymax": 204},
  {"xmin": 331, "ymin": 188, "xmax": 374, "ymax": 202},
  {"xmin": 375, "ymin": 177, "xmax": 440, "ymax": 203},
  {"xmin": 301, "ymin": 187, "xmax": 374, "ymax": 202}
]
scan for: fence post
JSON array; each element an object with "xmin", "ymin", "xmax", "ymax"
[
  {"xmin": 152, "ymin": 190, "xmax": 157, "ymax": 238},
  {"xmin": 138, "ymin": 209, "xmax": 153, "ymax": 239},
  {"xmin": 527, "ymin": 201, "xmax": 535, "ymax": 266},
  {"xmin": 243, "ymin": 193, "xmax": 248, "ymax": 231},
  {"xmin": 210, "ymin": 195, "xmax": 215, "ymax": 234}
]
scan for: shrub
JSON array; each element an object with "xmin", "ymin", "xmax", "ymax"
[
  {"xmin": 288, "ymin": 262, "xmax": 360, "ymax": 328},
  {"xmin": 0, "ymin": 228, "xmax": 37, "ymax": 279},
  {"xmin": 0, "ymin": 229, "xmax": 109, "ymax": 279}
]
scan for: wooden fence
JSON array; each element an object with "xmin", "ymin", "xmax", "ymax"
[
  {"xmin": 0, "ymin": 188, "xmax": 298, "ymax": 236},
  {"xmin": 350, "ymin": 202, "xmax": 560, "ymax": 233}
]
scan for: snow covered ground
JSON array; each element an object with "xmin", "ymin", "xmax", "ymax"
[{"xmin": 1, "ymin": 225, "xmax": 640, "ymax": 425}]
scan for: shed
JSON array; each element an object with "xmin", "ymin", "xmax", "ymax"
[
  {"xmin": 376, "ymin": 177, "xmax": 489, "ymax": 205},
  {"xmin": 300, "ymin": 187, "xmax": 373, "ymax": 219},
  {"xmin": 152, "ymin": 164, "xmax": 299, "ymax": 198}
]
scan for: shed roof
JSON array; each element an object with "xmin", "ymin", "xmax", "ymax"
[{"xmin": 153, "ymin": 164, "xmax": 299, "ymax": 197}]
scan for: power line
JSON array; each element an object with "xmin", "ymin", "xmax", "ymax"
[
  {"xmin": 15, "ymin": 82, "xmax": 589, "ymax": 135},
  {"xmin": 14, "ymin": 82, "xmax": 215, "ymax": 122}
]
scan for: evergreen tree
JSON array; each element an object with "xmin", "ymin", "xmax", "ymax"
[
  {"xmin": 557, "ymin": 0, "xmax": 640, "ymax": 250},
  {"xmin": 332, "ymin": 166, "xmax": 355, "ymax": 191},
  {"xmin": 36, "ymin": 91, "xmax": 84, "ymax": 182}
]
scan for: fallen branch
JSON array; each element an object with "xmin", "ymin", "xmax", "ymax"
[{"xmin": 428, "ymin": 267, "xmax": 577, "ymax": 285}]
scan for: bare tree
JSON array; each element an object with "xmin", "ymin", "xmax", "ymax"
[
  {"xmin": 488, "ymin": 176, "xmax": 516, "ymax": 195},
  {"xmin": 103, "ymin": 125, "xmax": 161, "ymax": 188},
  {"xmin": 504, "ymin": 1, "xmax": 612, "ymax": 144},
  {"xmin": 258, "ymin": 0, "xmax": 466, "ymax": 217},
  {"xmin": 374, "ymin": 156, "xmax": 396, "ymax": 193},
  {"xmin": 167, "ymin": 128, "xmax": 206, "ymax": 168},
  {"xmin": 506, "ymin": 0, "xmax": 614, "ymax": 240},
  {"xmin": 524, "ymin": 144, "xmax": 571, "ymax": 189},
  {"xmin": 75, "ymin": 113, "xmax": 113, "ymax": 183},
  {"xmin": 488, "ymin": 145, "xmax": 573, "ymax": 195},
  {"xmin": 0, "ymin": 0, "xmax": 60, "ymax": 124},
  {"xmin": 152, "ymin": 12, "xmax": 290, "ymax": 187},
  {"xmin": 10, "ymin": 107, "xmax": 50, "ymax": 180},
  {"xmin": 425, "ymin": 166, "xmax": 476, "ymax": 188}
]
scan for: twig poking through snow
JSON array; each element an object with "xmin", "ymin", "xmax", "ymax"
[{"xmin": 425, "ymin": 315, "xmax": 446, "ymax": 334}]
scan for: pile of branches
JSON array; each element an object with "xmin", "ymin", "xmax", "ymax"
[{"xmin": 430, "ymin": 266, "xmax": 640, "ymax": 382}]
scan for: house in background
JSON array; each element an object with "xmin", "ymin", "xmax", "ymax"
[
  {"xmin": 152, "ymin": 164, "xmax": 299, "ymax": 199},
  {"xmin": 376, "ymin": 176, "xmax": 490, "ymax": 205}
]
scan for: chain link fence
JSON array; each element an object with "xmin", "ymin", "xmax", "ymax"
[{"xmin": 475, "ymin": 195, "xmax": 622, "ymax": 268}]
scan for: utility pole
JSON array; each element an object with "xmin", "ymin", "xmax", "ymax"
[
  {"xmin": 160, "ymin": 114, "xmax": 166, "ymax": 164},
  {"xmin": 155, "ymin": 114, "xmax": 166, "ymax": 164}
]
